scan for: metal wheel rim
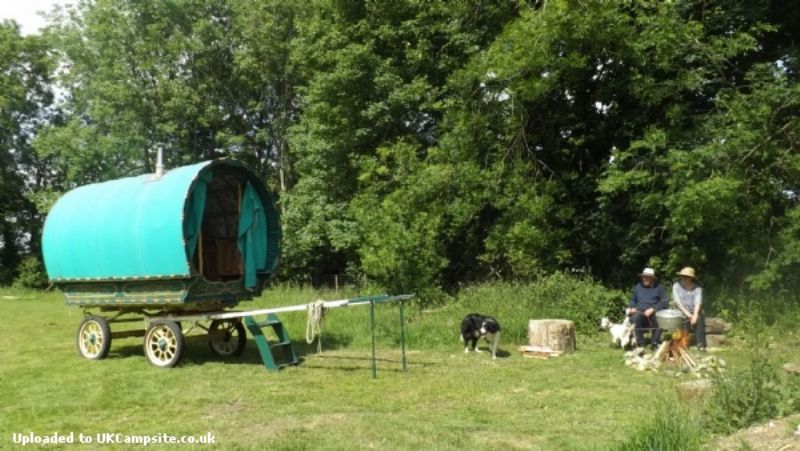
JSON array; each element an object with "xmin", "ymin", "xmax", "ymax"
[
  {"xmin": 209, "ymin": 320, "xmax": 240, "ymax": 356},
  {"xmin": 79, "ymin": 321, "xmax": 105, "ymax": 358},
  {"xmin": 146, "ymin": 325, "xmax": 179, "ymax": 365}
]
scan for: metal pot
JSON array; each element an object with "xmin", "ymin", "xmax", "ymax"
[{"xmin": 656, "ymin": 309, "xmax": 684, "ymax": 331}]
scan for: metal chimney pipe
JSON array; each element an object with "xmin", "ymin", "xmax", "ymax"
[{"xmin": 155, "ymin": 146, "xmax": 165, "ymax": 178}]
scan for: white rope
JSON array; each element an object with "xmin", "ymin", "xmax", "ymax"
[{"xmin": 306, "ymin": 300, "xmax": 326, "ymax": 352}]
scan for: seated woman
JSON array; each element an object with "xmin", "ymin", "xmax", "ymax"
[{"xmin": 672, "ymin": 267, "xmax": 707, "ymax": 352}]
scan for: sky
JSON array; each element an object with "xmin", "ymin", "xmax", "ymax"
[{"xmin": 0, "ymin": 0, "xmax": 72, "ymax": 35}]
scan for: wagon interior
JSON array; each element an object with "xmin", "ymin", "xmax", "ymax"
[{"xmin": 195, "ymin": 166, "xmax": 245, "ymax": 282}]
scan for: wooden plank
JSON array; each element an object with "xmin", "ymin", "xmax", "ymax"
[{"xmin": 518, "ymin": 345, "xmax": 562, "ymax": 358}]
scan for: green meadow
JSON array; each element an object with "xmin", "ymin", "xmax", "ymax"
[{"xmin": 3, "ymin": 285, "xmax": 799, "ymax": 450}]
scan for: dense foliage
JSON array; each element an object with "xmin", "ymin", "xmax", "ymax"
[
  {"xmin": 0, "ymin": 22, "xmax": 53, "ymax": 284},
  {"xmin": 0, "ymin": 1, "xmax": 798, "ymax": 300},
  {"xmin": 702, "ymin": 346, "xmax": 800, "ymax": 434}
]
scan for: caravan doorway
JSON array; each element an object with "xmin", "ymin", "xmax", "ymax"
[{"xmin": 194, "ymin": 166, "xmax": 244, "ymax": 282}]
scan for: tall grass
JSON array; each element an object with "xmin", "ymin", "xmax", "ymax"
[
  {"xmin": 254, "ymin": 282, "xmax": 406, "ymax": 349},
  {"xmin": 254, "ymin": 273, "xmax": 625, "ymax": 354},
  {"xmin": 405, "ymin": 273, "xmax": 626, "ymax": 349},
  {"xmin": 276, "ymin": 272, "xmax": 800, "ymax": 359},
  {"xmin": 615, "ymin": 402, "xmax": 704, "ymax": 451},
  {"xmin": 706, "ymin": 285, "xmax": 800, "ymax": 331}
]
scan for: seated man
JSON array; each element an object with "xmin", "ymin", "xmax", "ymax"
[
  {"xmin": 627, "ymin": 267, "xmax": 668, "ymax": 350},
  {"xmin": 672, "ymin": 266, "xmax": 707, "ymax": 352}
]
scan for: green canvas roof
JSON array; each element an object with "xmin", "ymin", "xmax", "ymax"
[{"xmin": 42, "ymin": 159, "xmax": 279, "ymax": 282}]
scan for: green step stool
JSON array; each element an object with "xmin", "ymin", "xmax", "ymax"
[{"xmin": 244, "ymin": 314, "xmax": 298, "ymax": 372}]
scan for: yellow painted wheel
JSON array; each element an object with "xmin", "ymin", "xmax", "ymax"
[
  {"xmin": 77, "ymin": 316, "xmax": 111, "ymax": 360},
  {"xmin": 208, "ymin": 319, "xmax": 246, "ymax": 357},
  {"xmin": 144, "ymin": 320, "xmax": 183, "ymax": 368}
]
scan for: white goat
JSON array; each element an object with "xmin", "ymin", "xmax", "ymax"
[{"xmin": 600, "ymin": 315, "xmax": 635, "ymax": 349}]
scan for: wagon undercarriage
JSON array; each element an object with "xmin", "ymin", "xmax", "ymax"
[
  {"xmin": 74, "ymin": 294, "xmax": 413, "ymax": 374},
  {"xmin": 76, "ymin": 308, "xmax": 249, "ymax": 368}
]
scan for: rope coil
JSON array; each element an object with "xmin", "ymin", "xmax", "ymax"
[{"xmin": 306, "ymin": 300, "xmax": 326, "ymax": 352}]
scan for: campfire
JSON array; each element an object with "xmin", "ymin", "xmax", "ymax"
[
  {"xmin": 652, "ymin": 328, "xmax": 696, "ymax": 368},
  {"xmin": 624, "ymin": 328, "xmax": 724, "ymax": 374},
  {"xmin": 621, "ymin": 310, "xmax": 727, "ymax": 374}
]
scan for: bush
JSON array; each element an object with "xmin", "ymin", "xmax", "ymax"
[
  {"xmin": 780, "ymin": 371, "xmax": 800, "ymax": 415},
  {"xmin": 706, "ymin": 288, "xmax": 800, "ymax": 332},
  {"xmin": 702, "ymin": 349, "xmax": 782, "ymax": 434},
  {"xmin": 12, "ymin": 256, "xmax": 48, "ymax": 289},
  {"xmin": 616, "ymin": 402, "xmax": 703, "ymax": 451},
  {"xmin": 460, "ymin": 272, "xmax": 626, "ymax": 340},
  {"xmin": 406, "ymin": 272, "xmax": 626, "ymax": 349}
]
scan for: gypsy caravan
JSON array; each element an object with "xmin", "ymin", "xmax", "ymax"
[{"xmin": 42, "ymin": 159, "xmax": 280, "ymax": 367}]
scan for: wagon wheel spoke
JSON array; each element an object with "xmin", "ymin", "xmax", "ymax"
[
  {"xmin": 144, "ymin": 321, "xmax": 183, "ymax": 368},
  {"xmin": 77, "ymin": 316, "xmax": 111, "ymax": 360},
  {"xmin": 208, "ymin": 319, "xmax": 246, "ymax": 357}
]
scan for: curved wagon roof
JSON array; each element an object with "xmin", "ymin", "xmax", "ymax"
[{"xmin": 43, "ymin": 159, "xmax": 279, "ymax": 284}]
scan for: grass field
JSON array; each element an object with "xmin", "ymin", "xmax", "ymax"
[{"xmin": 1, "ymin": 286, "xmax": 798, "ymax": 450}]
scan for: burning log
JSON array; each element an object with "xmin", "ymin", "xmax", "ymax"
[
  {"xmin": 624, "ymin": 328, "xmax": 718, "ymax": 373},
  {"xmin": 652, "ymin": 341, "xmax": 670, "ymax": 361},
  {"xmin": 681, "ymin": 351, "xmax": 695, "ymax": 368},
  {"xmin": 665, "ymin": 328, "xmax": 697, "ymax": 369}
]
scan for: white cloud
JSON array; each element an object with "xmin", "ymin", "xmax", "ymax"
[{"xmin": 0, "ymin": 1, "xmax": 72, "ymax": 35}]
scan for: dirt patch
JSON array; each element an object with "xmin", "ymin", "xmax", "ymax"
[{"xmin": 712, "ymin": 413, "xmax": 800, "ymax": 450}]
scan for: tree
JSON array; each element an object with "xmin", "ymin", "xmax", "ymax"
[
  {"xmin": 0, "ymin": 21, "xmax": 53, "ymax": 283},
  {"xmin": 284, "ymin": 0, "xmax": 520, "ymax": 285},
  {"xmin": 682, "ymin": 65, "xmax": 800, "ymax": 290},
  {"xmin": 37, "ymin": 0, "xmax": 299, "ymax": 186},
  {"xmin": 350, "ymin": 0, "xmax": 799, "ymax": 294},
  {"xmin": 599, "ymin": 2, "xmax": 799, "ymax": 288},
  {"xmin": 7, "ymin": 0, "xmax": 799, "ymax": 298}
]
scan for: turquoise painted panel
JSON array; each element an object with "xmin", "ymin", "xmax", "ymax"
[
  {"xmin": 42, "ymin": 161, "xmax": 211, "ymax": 281},
  {"xmin": 42, "ymin": 159, "xmax": 280, "ymax": 283}
]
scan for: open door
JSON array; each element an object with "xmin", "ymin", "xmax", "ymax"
[
  {"xmin": 186, "ymin": 165, "xmax": 269, "ymax": 289},
  {"xmin": 236, "ymin": 181, "xmax": 268, "ymax": 289},
  {"xmin": 191, "ymin": 166, "xmax": 245, "ymax": 282}
]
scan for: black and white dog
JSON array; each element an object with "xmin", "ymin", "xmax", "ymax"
[{"xmin": 460, "ymin": 313, "xmax": 501, "ymax": 359}]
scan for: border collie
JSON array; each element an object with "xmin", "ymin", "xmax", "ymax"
[{"xmin": 460, "ymin": 313, "xmax": 501, "ymax": 359}]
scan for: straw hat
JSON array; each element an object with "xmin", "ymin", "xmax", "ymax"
[
  {"xmin": 639, "ymin": 267, "xmax": 656, "ymax": 278},
  {"xmin": 676, "ymin": 267, "xmax": 697, "ymax": 279}
]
